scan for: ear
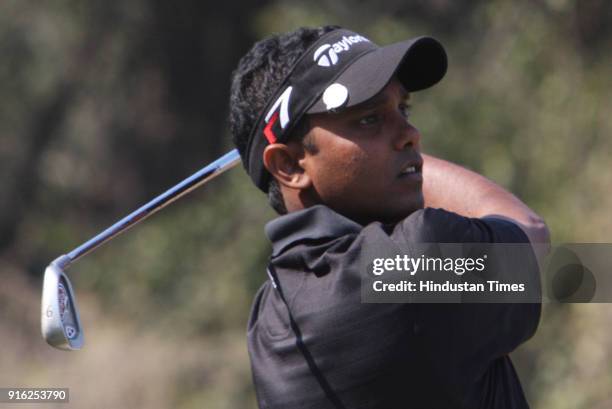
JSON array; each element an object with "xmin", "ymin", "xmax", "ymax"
[{"xmin": 263, "ymin": 143, "xmax": 312, "ymax": 190}]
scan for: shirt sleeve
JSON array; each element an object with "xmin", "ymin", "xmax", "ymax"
[{"xmin": 396, "ymin": 207, "xmax": 531, "ymax": 244}]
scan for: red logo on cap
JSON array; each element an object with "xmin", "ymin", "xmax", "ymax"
[{"xmin": 263, "ymin": 111, "xmax": 279, "ymax": 144}]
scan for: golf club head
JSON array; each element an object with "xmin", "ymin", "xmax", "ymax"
[{"xmin": 41, "ymin": 255, "xmax": 84, "ymax": 350}]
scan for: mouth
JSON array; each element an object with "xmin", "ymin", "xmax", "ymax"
[{"xmin": 398, "ymin": 159, "xmax": 423, "ymax": 178}]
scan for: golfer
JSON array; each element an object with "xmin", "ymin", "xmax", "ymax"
[{"xmin": 229, "ymin": 25, "xmax": 549, "ymax": 409}]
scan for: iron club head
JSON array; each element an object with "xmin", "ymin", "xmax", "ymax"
[{"xmin": 41, "ymin": 255, "xmax": 84, "ymax": 350}]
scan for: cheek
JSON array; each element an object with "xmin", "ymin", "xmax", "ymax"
[{"xmin": 311, "ymin": 144, "xmax": 372, "ymax": 198}]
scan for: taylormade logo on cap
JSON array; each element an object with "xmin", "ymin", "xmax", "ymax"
[{"xmin": 313, "ymin": 35, "xmax": 370, "ymax": 67}]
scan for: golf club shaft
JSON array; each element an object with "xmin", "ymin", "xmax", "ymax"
[{"xmin": 66, "ymin": 149, "xmax": 241, "ymax": 264}]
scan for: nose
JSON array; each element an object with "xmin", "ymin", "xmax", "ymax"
[{"xmin": 393, "ymin": 118, "xmax": 421, "ymax": 151}]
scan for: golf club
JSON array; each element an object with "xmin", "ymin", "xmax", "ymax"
[{"xmin": 41, "ymin": 149, "xmax": 241, "ymax": 350}]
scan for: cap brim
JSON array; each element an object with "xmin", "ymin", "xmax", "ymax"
[{"xmin": 307, "ymin": 36, "xmax": 447, "ymax": 114}]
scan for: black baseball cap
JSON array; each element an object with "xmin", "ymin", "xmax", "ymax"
[{"xmin": 244, "ymin": 28, "xmax": 447, "ymax": 192}]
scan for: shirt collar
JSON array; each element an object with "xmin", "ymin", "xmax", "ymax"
[{"xmin": 265, "ymin": 205, "xmax": 362, "ymax": 257}]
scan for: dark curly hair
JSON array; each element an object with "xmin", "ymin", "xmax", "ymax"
[{"xmin": 229, "ymin": 25, "xmax": 339, "ymax": 214}]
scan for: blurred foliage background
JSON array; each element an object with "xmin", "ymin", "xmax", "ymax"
[{"xmin": 1, "ymin": 0, "xmax": 611, "ymax": 408}]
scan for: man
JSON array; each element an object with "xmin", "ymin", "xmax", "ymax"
[{"xmin": 229, "ymin": 25, "xmax": 549, "ymax": 409}]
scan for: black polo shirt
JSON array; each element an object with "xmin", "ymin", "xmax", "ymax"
[{"xmin": 247, "ymin": 205, "xmax": 540, "ymax": 409}]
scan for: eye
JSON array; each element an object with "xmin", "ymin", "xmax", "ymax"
[
  {"xmin": 399, "ymin": 103, "xmax": 412, "ymax": 119},
  {"xmin": 358, "ymin": 113, "xmax": 381, "ymax": 126}
]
